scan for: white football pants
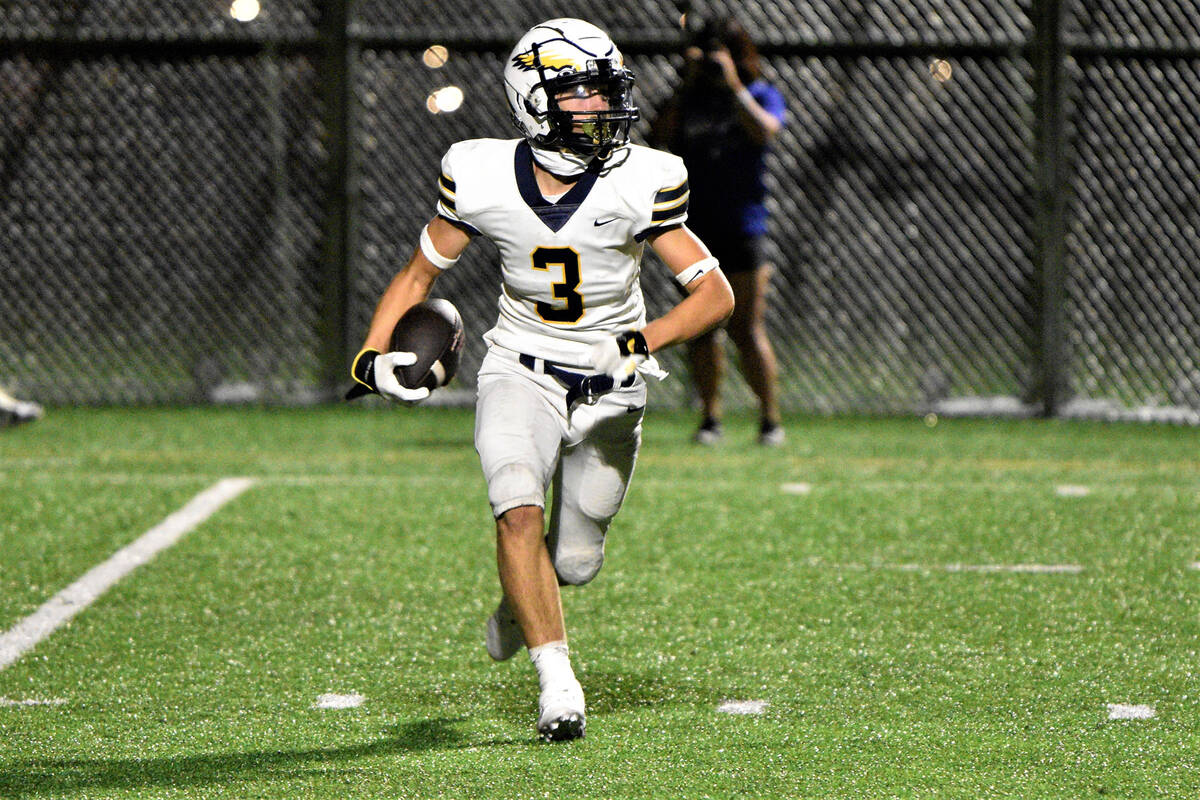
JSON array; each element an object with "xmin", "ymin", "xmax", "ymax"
[{"xmin": 474, "ymin": 346, "xmax": 645, "ymax": 585}]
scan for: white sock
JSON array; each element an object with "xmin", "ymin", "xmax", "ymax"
[{"xmin": 528, "ymin": 640, "xmax": 575, "ymax": 691}]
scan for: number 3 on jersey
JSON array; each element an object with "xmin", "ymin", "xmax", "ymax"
[{"xmin": 531, "ymin": 247, "xmax": 584, "ymax": 324}]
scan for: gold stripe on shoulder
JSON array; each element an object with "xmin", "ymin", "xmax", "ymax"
[{"xmin": 653, "ymin": 193, "xmax": 689, "ymax": 211}]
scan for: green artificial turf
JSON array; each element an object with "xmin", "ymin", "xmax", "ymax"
[{"xmin": 0, "ymin": 407, "xmax": 1196, "ymax": 798}]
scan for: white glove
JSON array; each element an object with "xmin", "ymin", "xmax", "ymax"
[
  {"xmin": 374, "ymin": 351, "xmax": 430, "ymax": 404},
  {"xmin": 589, "ymin": 330, "xmax": 649, "ymax": 380}
]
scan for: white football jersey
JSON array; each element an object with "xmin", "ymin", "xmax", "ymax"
[{"xmin": 434, "ymin": 138, "xmax": 689, "ymax": 367}]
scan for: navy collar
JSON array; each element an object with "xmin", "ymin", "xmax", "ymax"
[{"xmin": 514, "ymin": 140, "xmax": 600, "ymax": 233}]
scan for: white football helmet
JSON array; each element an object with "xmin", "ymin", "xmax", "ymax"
[{"xmin": 503, "ymin": 18, "xmax": 639, "ymax": 159}]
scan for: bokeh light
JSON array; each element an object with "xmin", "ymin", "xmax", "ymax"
[
  {"xmin": 230, "ymin": 0, "xmax": 260, "ymax": 22},
  {"xmin": 422, "ymin": 45, "xmax": 449, "ymax": 68},
  {"xmin": 426, "ymin": 86, "xmax": 464, "ymax": 114}
]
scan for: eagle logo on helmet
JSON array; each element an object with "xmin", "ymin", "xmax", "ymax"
[
  {"xmin": 511, "ymin": 50, "xmax": 584, "ymax": 73},
  {"xmin": 510, "ymin": 30, "xmax": 621, "ymax": 74}
]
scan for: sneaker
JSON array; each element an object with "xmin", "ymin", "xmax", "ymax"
[
  {"xmin": 485, "ymin": 596, "xmax": 523, "ymax": 661},
  {"xmin": 758, "ymin": 422, "xmax": 785, "ymax": 447},
  {"xmin": 537, "ymin": 678, "xmax": 586, "ymax": 742},
  {"xmin": 0, "ymin": 390, "xmax": 42, "ymax": 428},
  {"xmin": 692, "ymin": 417, "xmax": 723, "ymax": 445}
]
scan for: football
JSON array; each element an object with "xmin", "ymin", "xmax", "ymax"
[{"xmin": 390, "ymin": 298, "xmax": 464, "ymax": 390}]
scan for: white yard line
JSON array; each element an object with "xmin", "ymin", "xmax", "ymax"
[
  {"xmin": 0, "ymin": 477, "xmax": 256, "ymax": 672},
  {"xmin": 817, "ymin": 561, "xmax": 1084, "ymax": 574},
  {"xmin": 1107, "ymin": 703, "xmax": 1155, "ymax": 720},
  {"xmin": 903, "ymin": 563, "xmax": 1084, "ymax": 574},
  {"xmin": 5, "ymin": 471, "xmax": 480, "ymax": 487},
  {"xmin": 717, "ymin": 700, "xmax": 768, "ymax": 715},
  {"xmin": 313, "ymin": 693, "xmax": 366, "ymax": 709},
  {"xmin": 4, "ymin": 468, "xmax": 1191, "ymax": 497},
  {"xmin": 0, "ymin": 696, "xmax": 67, "ymax": 707}
]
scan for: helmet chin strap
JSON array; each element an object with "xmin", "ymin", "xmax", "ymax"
[{"xmin": 530, "ymin": 142, "xmax": 628, "ymax": 178}]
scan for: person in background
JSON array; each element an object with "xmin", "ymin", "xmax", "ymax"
[{"xmin": 651, "ymin": 15, "xmax": 787, "ymax": 446}]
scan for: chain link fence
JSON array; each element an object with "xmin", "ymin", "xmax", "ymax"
[{"xmin": 2, "ymin": 0, "xmax": 1198, "ymax": 422}]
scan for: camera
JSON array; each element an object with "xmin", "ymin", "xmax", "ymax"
[{"xmin": 684, "ymin": 17, "xmax": 726, "ymax": 78}]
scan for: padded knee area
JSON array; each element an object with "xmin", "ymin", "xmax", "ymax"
[
  {"xmin": 554, "ymin": 547, "xmax": 604, "ymax": 586},
  {"xmin": 488, "ymin": 462, "xmax": 545, "ymax": 518}
]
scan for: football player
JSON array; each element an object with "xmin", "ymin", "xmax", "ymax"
[{"xmin": 350, "ymin": 18, "xmax": 733, "ymax": 742}]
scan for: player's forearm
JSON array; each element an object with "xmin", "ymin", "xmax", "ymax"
[
  {"xmin": 362, "ymin": 259, "xmax": 439, "ymax": 351},
  {"xmin": 641, "ymin": 270, "xmax": 734, "ymax": 352}
]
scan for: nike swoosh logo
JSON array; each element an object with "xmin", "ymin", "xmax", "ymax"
[{"xmin": 594, "ymin": 218, "xmax": 618, "ymax": 227}]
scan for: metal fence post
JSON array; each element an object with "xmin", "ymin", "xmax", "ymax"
[
  {"xmin": 317, "ymin": 0, "xmax": 359, "ymax": 396},
  {"xmin": 1030, "ymin": 0, "xmax": 1070, "ymax": 416}
]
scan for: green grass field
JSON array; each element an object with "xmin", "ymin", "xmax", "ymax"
[{"xmin": 0, "ymin": 406, "xmax": 1197, "ymax": 798}]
